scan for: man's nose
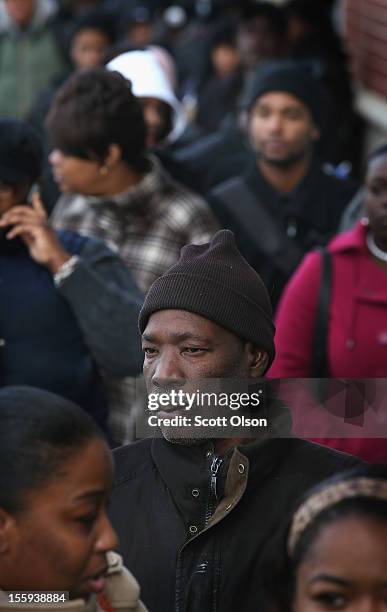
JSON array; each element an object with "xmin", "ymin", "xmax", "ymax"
[
  {"xmin": 266, "ymin": 114, "xmax": 283, "ymax": 133},
  {"xmin": 151, "ymin": 352, "xmax": 185, "ymax": 389}
]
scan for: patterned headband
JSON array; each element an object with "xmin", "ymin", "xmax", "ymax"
[{"xmin": 288, "ymin": 477, "xmax": 387, "ymax": 556}]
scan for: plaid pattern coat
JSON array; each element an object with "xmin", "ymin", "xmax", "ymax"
[
  {"xmin": 51, "ymin": 158, "xmax": 218, "ymax": 293},
  {"xmin": 51, "ymin": 157, "xmax": 218, "ymax": 444}
]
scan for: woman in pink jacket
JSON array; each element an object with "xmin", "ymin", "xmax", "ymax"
[{"xmin": 269, "ymin": 144, "xmax": 387, "ymax": 462}]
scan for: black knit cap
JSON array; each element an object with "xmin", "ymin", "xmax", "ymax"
[
  {"xmin": 243, "ymin": 60, "xmax": 322, "ymax": 127},
  {"xmin": 139, "ymin": 230, "xmax": 276, "ymax": 369}
]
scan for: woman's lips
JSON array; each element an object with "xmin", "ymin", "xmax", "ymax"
[
  {"xmin": 85, "ymin": 574, "xmax": 106, "ymax": 593},
  {"xmin": 83, "ymin": 566, "xmax": 108, "ymax": 593}
]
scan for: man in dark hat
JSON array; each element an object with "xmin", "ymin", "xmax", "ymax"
[
  {"xmin": 208, "ymin": 61, "xmax": 358, "ymax": 306},
  {"xmin": 109, "ymin": 229, "xmax": 362, "ymax": 612}
]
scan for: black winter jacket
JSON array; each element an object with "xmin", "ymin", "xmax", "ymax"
[
  {"xmin": 110, "ymin": 436, "xmax": 362, "ymax": 612},
  {"xmin": 208, "ymin": 160, "xmax": 358, "ymax": 306}
]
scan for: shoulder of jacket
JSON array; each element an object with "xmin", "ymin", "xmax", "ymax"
[
  {"xmin": 209, "ymin": 175, "xmax": 247, "ymax": 199},
  {"xmin": 77, "ymin": 235, "xmax": 120, "ymax": 258},
  {"xmin": 287, "ymin": 437, "xmax": 365, "ymax": 472},
  {"xmin": 318, "ymin": 167, "xmax": 358, "ymax": 197},
  {"xmin": 113, "ymin": 439, "xmax": 153, "ymax": 485},
  {"xmin": 56, "ymin": 230, "xmax": 89, "ymax": 258},
  {"xmin": 155, "ymin": 174, "xmax": 211, "ymax": 216}
]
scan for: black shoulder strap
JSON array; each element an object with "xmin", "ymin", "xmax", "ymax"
[
  {"xmin": 211, "ymin": 177, "xmax": 304, "ymax": 277},
  {"xmin": 311, "ymin": 248, "xmax": 332, "ymax": 377}
]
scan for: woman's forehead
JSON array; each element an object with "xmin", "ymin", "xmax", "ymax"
[{"xmin": 24, "ymin": 440, "xmax": 113, "ymax": 510}]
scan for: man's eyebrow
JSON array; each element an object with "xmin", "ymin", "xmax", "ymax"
[{"xmin": 142, "ymin": 332, "xmax": 210, "ymax": 343}]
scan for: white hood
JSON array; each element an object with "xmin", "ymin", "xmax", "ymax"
[{"xmin": 107, "ymin": 49, "xmax": 187, "ymax": 144}]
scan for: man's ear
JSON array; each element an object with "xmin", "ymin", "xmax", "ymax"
[
  {"xmin": 0, "ymin": 507, "xmax": 15, "ymax": 554},
  {"xmin": 245, "ymin": 343, "xmax": 269, "ymax": 377}
]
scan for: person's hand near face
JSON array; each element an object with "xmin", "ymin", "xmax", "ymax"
[{"xmin": 0, "ymin": 191, "xmax": 70, "ymax": 273}]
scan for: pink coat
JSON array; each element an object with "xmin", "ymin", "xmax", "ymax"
[{"xmin": 268, "ymin": 221, "xmax": 387, "ymax": 462}]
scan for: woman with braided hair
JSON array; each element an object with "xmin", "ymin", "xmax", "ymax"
[{"xmin": 262, "ymin": 464, "xmax": 387, "ymax": 612}]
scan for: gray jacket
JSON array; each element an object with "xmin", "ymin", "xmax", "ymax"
[{"xmin": 58, "ymin": 235, "xmax": 143, "ymax": 378}]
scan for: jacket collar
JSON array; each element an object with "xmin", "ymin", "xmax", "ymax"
[
  {"xmin": 328, "ymin": 220, "xmax": 368, "ymax": 255},
  {"xmin": 151, "ymin": 438, "xmax": 214, "ymax": 528},
  {"xmin": 81, "ymin": 156, "xmax": 165, "ymax": 215},
  {"xmin": 245, "ymin": 156, "xmax": 322, "ymax": 216},
  {"xmin": 151, "ymin": 432, "xmax": 293, "ymax": 529},
  {"xmin": 236, "ymin": 436, "xmax": 293, "ymax": 486}
]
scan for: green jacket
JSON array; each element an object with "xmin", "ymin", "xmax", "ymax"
[{"xmin": 0, "ymin": 0, "xmax": 66, "ymax": 118}]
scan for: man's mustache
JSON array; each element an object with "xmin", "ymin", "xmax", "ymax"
[
  {"xmin": 148, "ymin": 382, "xmax": 186, "ymax": 395},
  {"xmin": 147, "ymin": 384, "xmax": 190, "ymax": 414}
]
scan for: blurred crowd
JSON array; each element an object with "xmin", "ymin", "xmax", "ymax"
[
  {"xmin": 2, "ymin": 2, "xmax": 387, "ymax": 607},
  {"xmin": 0, "ymin": 0, "xmax": 386, "ymax": 460}
]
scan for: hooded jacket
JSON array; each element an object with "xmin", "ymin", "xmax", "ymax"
[{"xmin": 107, "ymin": 50, "xmax": 187, "ymax": 145}]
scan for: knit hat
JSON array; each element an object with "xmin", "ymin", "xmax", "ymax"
[
  {"xmin": 243, "ymin": 60, "xmax": 322, "ymax": 126},
  {"xmin": 139, "ymin": 230, "xmax": 276, "ymax": 369}
]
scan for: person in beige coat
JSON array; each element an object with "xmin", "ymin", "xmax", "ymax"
[{"xmin": 0, "ymin": 386, "xmax": 147, "ymax": 612}]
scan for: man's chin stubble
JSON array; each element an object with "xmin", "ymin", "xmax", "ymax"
[{"xmin": 162, "ymin": 433, "xmax": 209, "ymax": 447}]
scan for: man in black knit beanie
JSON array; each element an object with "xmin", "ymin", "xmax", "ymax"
[
  {"xmin": 207, "ymin": 61, "xmax": 358, "ymax": 307},
  {"xmin": 139, "ymin": 228, "xmax": 275, "ymax": 374},
  {"xmin": 109, "ymin": 230, "xmax": 362, "ymax": 612}
]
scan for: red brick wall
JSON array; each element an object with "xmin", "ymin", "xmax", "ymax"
[{"xmin": 345, "ymin": 0, "xmax": 387, "ymax": 97}]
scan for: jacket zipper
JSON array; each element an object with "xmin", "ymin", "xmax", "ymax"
[{"xmin": 205, "ymin": 456, "xmax": 223, "ymax": 525}]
